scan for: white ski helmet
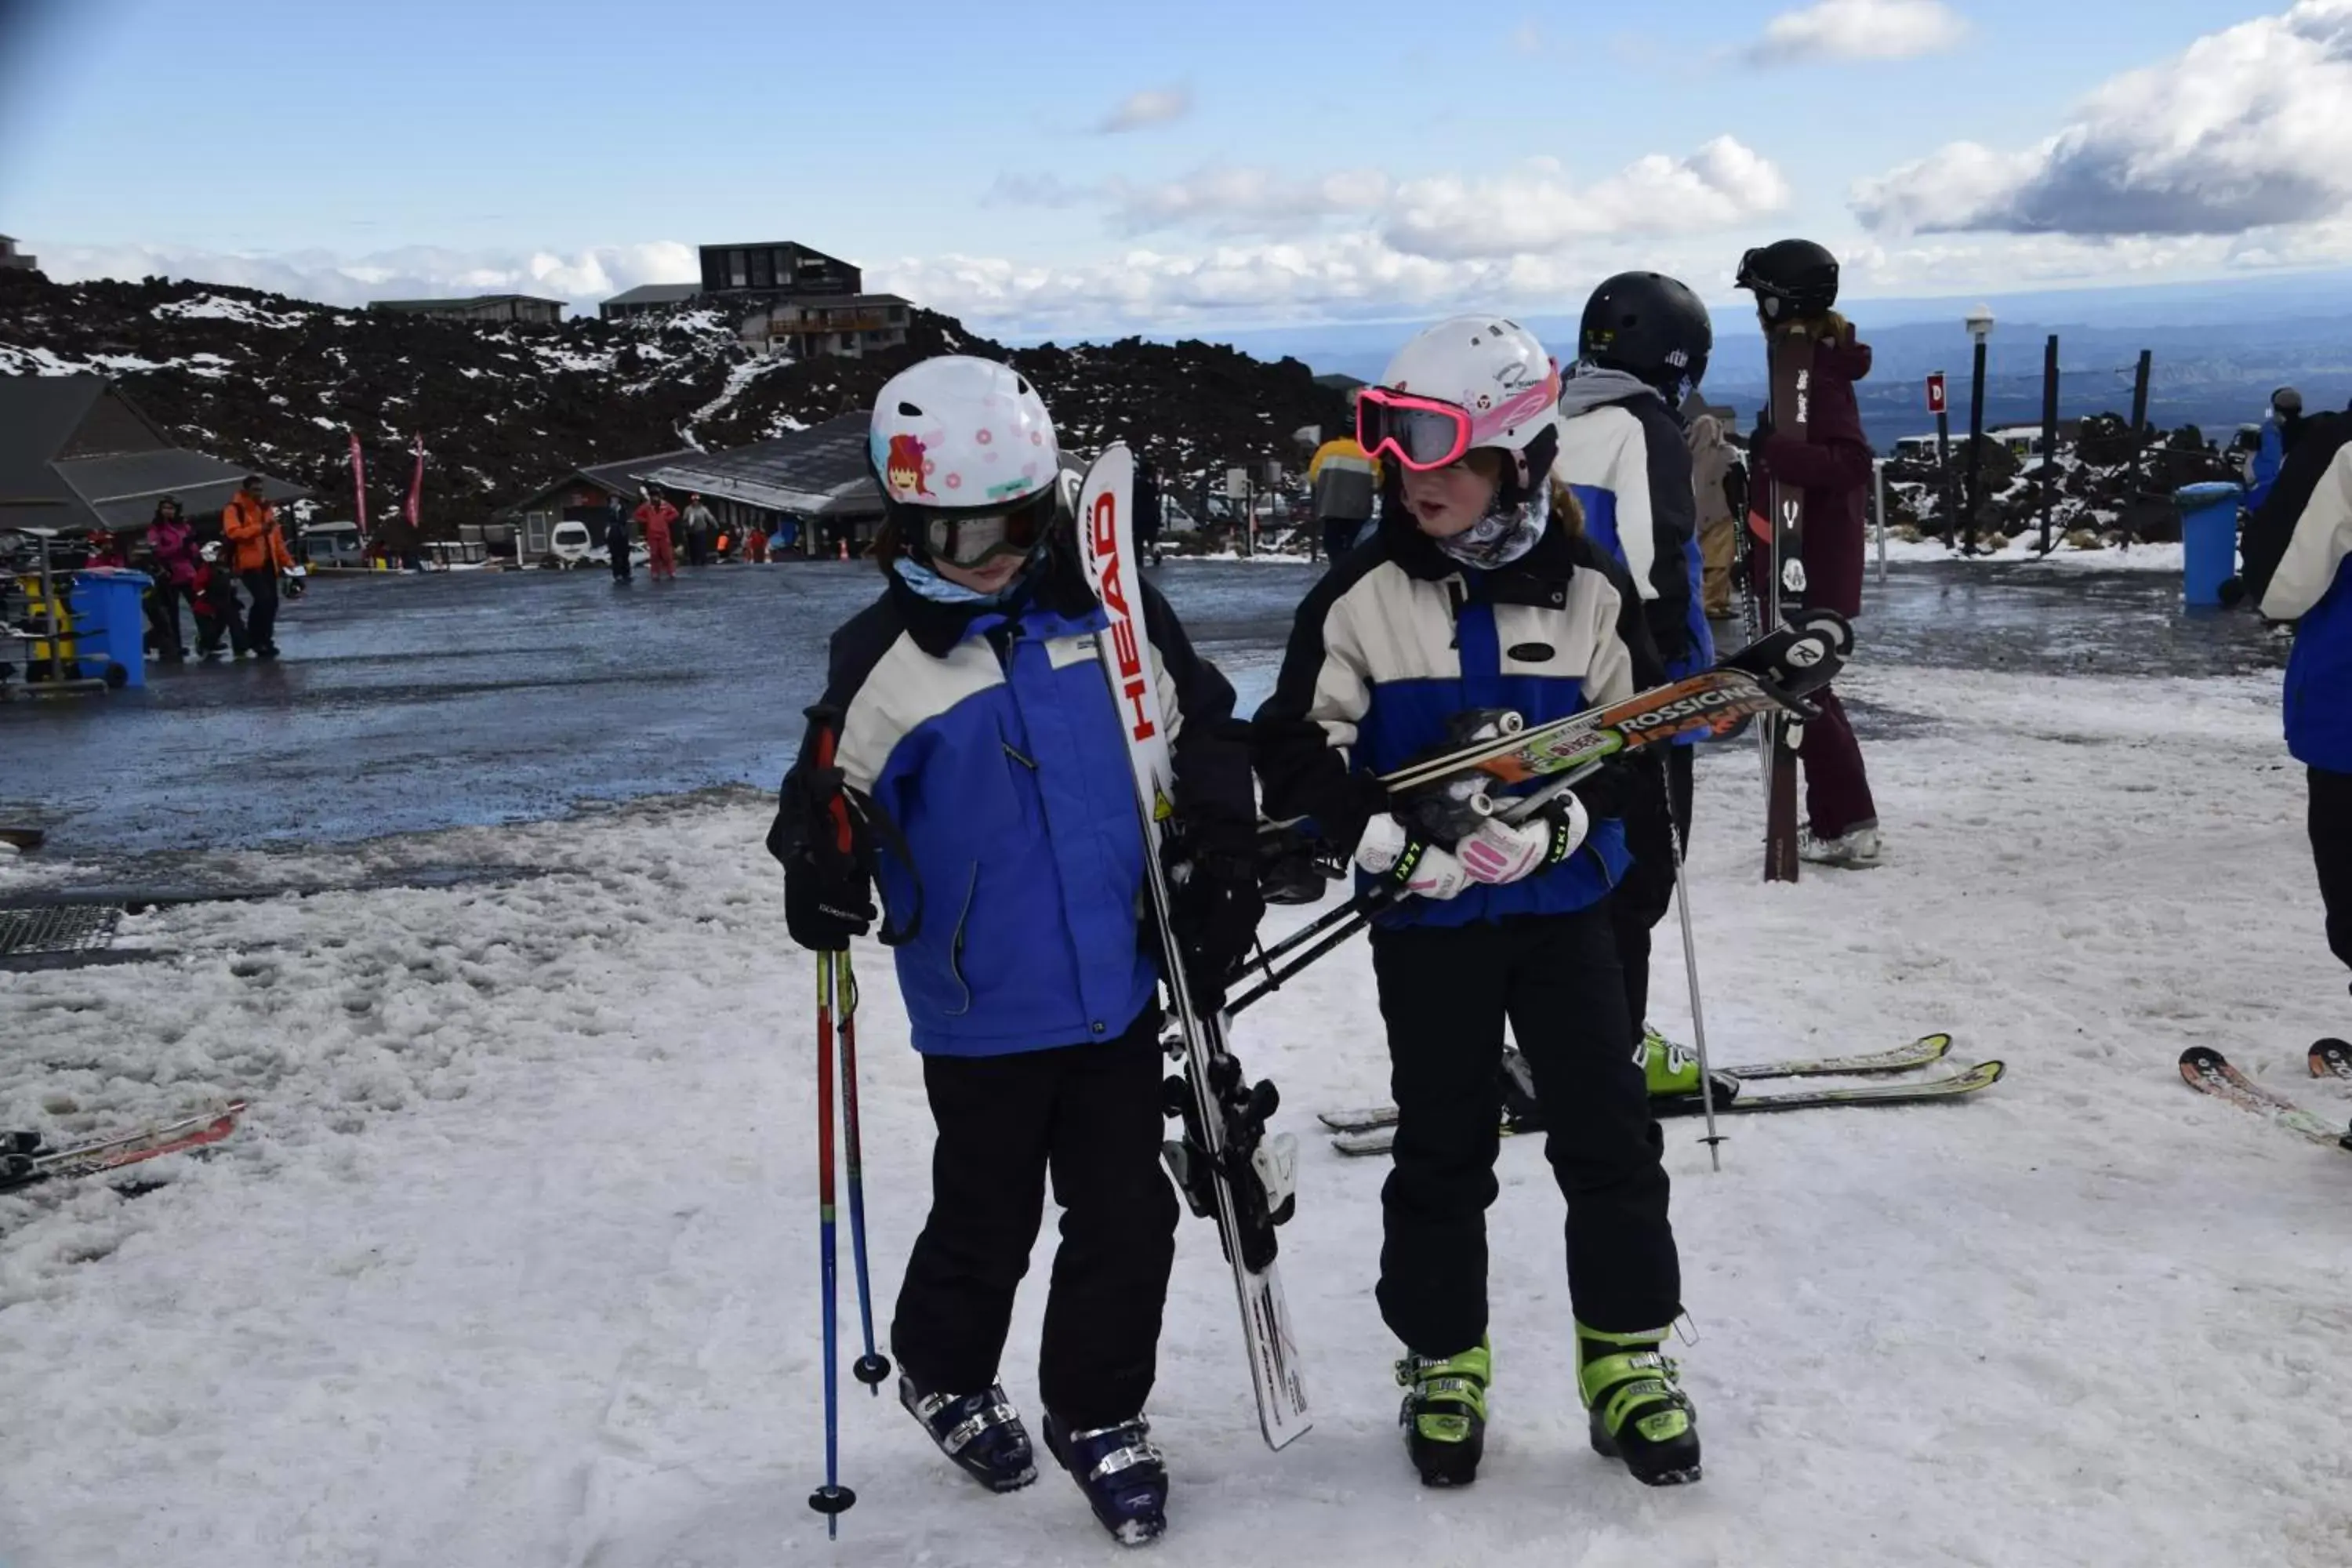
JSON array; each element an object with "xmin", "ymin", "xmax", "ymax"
[
  {"xmin": 1368, "ymin": 316, "xmax": 1563, "ymax": 463},
  {"xmin": 869, "ymin": 356, "xmax": 1058, "ymax": 514}
]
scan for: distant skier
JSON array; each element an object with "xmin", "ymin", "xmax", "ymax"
[
  {"xmin": 603, "ymin": 495, "xmax": 633, "ymax": 583},
  {"xmin": 2239, "ymin": 409, "xmax": 2352, "ymax": 1000},
  {"xmin": 221, "ymin": 476, "xmax": 292, "ymax": 659},
  {"xmin": 1308, "ymin": 432, "xmax": 1381, "ymax": 563},
  {"xmin": 1254, "ymin": 316, "xmax": 1700, "ymax": 1492},
  {"xmin": 634, "ymin": 489, "xmax": 678, "ymax": 582},
  {"xmin": 2246, "ymin": 387, "xmax": 2305, "ymax": 513},
  {"xmin": 1735, "ymin": 238, "xmax": 1882, "ymax": 869},
  {"xmin": 769, "ymin": 355, "xmax": 1261, "ymax": 1546},
  {"xmin": 681, "ymin": 492, "xmax": 718, "ymax": 567}
]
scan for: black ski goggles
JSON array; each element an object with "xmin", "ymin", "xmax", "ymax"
[{"xmin": 908, "ymin": 487, "xmax": 1058, "ymax": 568}]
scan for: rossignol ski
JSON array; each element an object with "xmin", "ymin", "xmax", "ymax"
[
  {"xmin": 1076, "ymin": 443, "xmax": 1312, "ymax": 1450},
  {"xmin": 1327, "ymin": 1060, "xmax": 2004, "ymax": 1156},
  {"xmin": 1375, "ymin": 609, "xmax": 1849, "ymax": 796},
  {"xmin": 0, "ymin": 1101, "xmax": 247, "ymax": 1192},
  {"xmin": 2180, "ymin": 1047, "xmax": 2350, "ymax": 1151},
  {"xmin": 1762, "ymin": 328, "xmax": 1816, "ymax": 884},
  {"xmin": 1316, "ymin": 1033, "xmax": 1955, "ymax": 1134}
]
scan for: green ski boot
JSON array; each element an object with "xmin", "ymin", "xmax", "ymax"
[
  {"xmin": 1641, "ymin": 1026, "xmax": 1704, "ymax": 1097},
  {"xmin": 1577, "ymin": 1321, "xmax": 1700, "ymax": 1486},
  {"xmin": 1396, "ymin": 1340, "xmax": 1490, "ymax": 1486}
]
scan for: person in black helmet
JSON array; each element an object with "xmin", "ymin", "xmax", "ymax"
[
  {"xmin": 1553, "ymin": 270, "xmax": 1715, "ymax": 1091},
  {"xmin": 1734, "ymin": 238, "xmax": 1882, "ymax": 869}
]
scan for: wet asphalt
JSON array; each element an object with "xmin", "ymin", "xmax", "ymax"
[{"xmin": 0, "ymin": 556, "xmax": 2288, "ymax": 867}]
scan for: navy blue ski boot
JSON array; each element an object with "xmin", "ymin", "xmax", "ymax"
[
  {"xmin": 899, "ymin": 1375, "xmax": 1038, "ymax": 1492},
  {"xmin": 1043, "ymin": 1410, "xmax": 1168, "ymax": 1547}
]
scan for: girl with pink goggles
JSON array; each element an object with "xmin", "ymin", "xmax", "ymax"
[{"xmin": 1355, "ymin": 361, "xmax": 1563, "ymax": 471}]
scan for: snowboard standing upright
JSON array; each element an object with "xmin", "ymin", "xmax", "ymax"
[
  {"xmin": 1762, "ymin": 328, "xmax": 1816, "ymax": 884},
  {"xmin": 1075, "ymin": 442, "xmax": 1313, "ymax": 1451}
]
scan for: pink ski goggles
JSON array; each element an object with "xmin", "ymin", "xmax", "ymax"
[{"xmin": 1356, "ymin": 366, "xmax": 1562, "ymax": 471}]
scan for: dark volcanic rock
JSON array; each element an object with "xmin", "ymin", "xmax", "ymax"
[{"xmin": 0, "ymin": 270, "xmax": 1347, "ymax": 535}]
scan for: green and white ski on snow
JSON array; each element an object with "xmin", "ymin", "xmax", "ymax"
[
  {"xmin": 1316, "ymin": 1033, "xmax": 1955, "ymax": 1134},
  {"xmin": 1328, "ymin": 1060, "xmax": 2005, "ymax": 1156}
]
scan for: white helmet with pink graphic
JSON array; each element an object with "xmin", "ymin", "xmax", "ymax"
[
  {"xmin": 1359, "ymin": 316, "xmax": 1563, "ymax": 474},
  {"xmin": 869, "ymin": 356, "xmax": 1062, "ymax": 568}
]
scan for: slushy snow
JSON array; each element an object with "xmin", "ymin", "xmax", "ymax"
[{"xmin": 2, "ymin": 662, "xmax": 2348, "ymax": 1567}]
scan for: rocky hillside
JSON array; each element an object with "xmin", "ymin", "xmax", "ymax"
[{"xmin": 0, "ymin": 269, "xmax": 1348, "ymax": 535}]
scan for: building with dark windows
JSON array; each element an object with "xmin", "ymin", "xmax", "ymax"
[
  {"xmin": 697, "ymin": 241, "xmax": 860, "ymax": 299},
  {"xmin": 593, "ymin": 241, "xmax": 906, "ymax": 357},
  {"xmin": 0, "ymin": 234, "xmax": 35, "ymax": 271},
  {"xmin": 368, "ymin": 293, "xmax": 565, "ymax": 325}
]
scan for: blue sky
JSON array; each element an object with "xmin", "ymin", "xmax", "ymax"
[{"xmin": 4, "ymin": 0, "xmax": 2350, "ymax": 335}]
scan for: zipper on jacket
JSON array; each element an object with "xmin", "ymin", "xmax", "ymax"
[
  {"xmin": 944, "ymin": 862, "xmax": 979, "ymax": 1017},
  {"xmin": 1445, "ymin": 578, "xmax": 1466, "ymax": 650}
]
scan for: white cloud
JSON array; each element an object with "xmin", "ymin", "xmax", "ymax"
[
  {"xmin": 993, "ymin": 138, "xmax": 1791, "ymax": 259},
  {"xmin": 1746, "ymin": 0, "xmax": 1968, "ymax": 64},
  {"xmin": 1095, "ymin": 85, "xmax": 1192, "ymax": 134},
  {"xmin": 1385, "ymin": 138, "xmax": 1792, "ymax": 259},
  {"xmin": 25, "ymin": 239, "xmax": 698, "ymax": 314},
  {"xmin": 1508, "ymin": 19, "xmax": 1546, "ymax": 54},
  {"xmin": 1852, "ymin": 0, "xmax": 2352, "ymax": 236}
]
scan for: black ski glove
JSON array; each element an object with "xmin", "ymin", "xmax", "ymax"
[
  {"xmin": 1168, "ymin": 819, "xmax": 1266, "ymax": 1006},
  {"xmin": 770, "ymin": 710, "xmax": 877, "ymax": 953}
]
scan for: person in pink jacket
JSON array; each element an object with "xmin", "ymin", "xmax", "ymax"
[
  {"xmin": 143, "ymin": 496, "xmax": 202, "ymax": 662},
  {"xmin": 633, "ymin": 491, "xmax": 679, "ymax": 582}
]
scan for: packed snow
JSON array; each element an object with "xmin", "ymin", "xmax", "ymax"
[{"xmin": 0, "ymin": 658, "xmax": 2347, "ymax": 1566}]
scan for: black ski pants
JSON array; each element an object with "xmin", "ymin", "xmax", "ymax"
[
  {"xmin": 2314, "ymin": 766, "xmax": 2352, "ymax": 979},
  {"xmin": 1371, "ymin": 907, "xmax": 1682, "ymax": 1357},
  {"xmin": 891, "ymin": 1011, "xmax": 1179, "ymax": 1428},
  {"xmin": 239, "ymin": 569, "xmax": 280, "ymax": 654},
  {"xmin": 1610, "ymin": 753, "xmax": 1687, "ymax": 1044}
]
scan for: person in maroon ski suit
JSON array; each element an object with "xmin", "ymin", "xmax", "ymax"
[{"xmin": 1746, "ymin": 313, "xmax": 1880, "ymax": 866}]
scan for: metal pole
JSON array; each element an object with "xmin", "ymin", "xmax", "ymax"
[
  {"xmin": 1965, "ymin": 336, "xmax": 1988, "ymax": 552},
  {"xmin": 1669, "ymin": 816, "xmax": 1725, "ymax": 1172},
  {"xmin": 2128, "ymin": 349, "xmax": 2154, "ymax": 495},
  {"xmin": 2038, "ymin": 334, "xmax": 2060, "ymax": 555},
  {"xmin": 1933, "ymin": 378, "xmax": 1955, "ymax": 544},
  {"xmin": 1873, "ymin": 459, "xmax": 1889, "ymax": 586}
]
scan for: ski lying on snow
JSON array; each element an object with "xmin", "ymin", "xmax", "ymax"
[
  {"xmin": 2180, "ymin": 1047, "xmax": 2348, "ymax": 1151},
  {"xmin": 1328, "ymin": 1062, "xmax": 2004, "ymax": 1156},
  {"xmin": 2309, "ymin": 1039, "xmax": 2352, "ymax": 1081},
  {"xmin": 1316, "ymin": 1033, "xmax": 1956, "ymax": 1134},
  {"xmin": 0, "ymin": 1102, "xmax": 249, "ymax": 1192}
]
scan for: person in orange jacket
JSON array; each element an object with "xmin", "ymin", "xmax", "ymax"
[
  {"xmin": 221, "ymin": 477, "xmax": 295, "ymax": 659},
  {"xmin": 634, "ymin": 489, "xmax": 680, "ymax": 581}
]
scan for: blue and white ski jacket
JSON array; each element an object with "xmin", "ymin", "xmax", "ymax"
[
  {"xmin": 1555, "ymin": 371, "xmax": 1715, "ymax": 692},
  {"xmin": 779, "ymin": 548, "xmax": 1249, "ymax": 1057},
  {"xmin": 1252, "ymin": 506, "xmax": 1664, "ymax": 928},
  {"xmin": 2249, "ymin": 419, "xmax": 2352, "ymax": 772}
]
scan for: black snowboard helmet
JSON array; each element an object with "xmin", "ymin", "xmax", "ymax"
[
  {"xmin": 1735, "ymin": 238, "xmax": 1841, "ymax": 322},
  {"xmin": 1579, "ymin": 272, "xmax": 1714, "ymax": 398}
]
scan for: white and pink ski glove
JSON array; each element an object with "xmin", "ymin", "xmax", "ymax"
[{"xmin": 1457, "ymin": 793, "xmax": 1590, "ymax": 886}]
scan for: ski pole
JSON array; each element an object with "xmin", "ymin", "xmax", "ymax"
[
  {"xmin": 1228, "ymin": 762, "xmax": 1608, "ymax": 1014},
  {"xmin": 808, "ymin": 952, "xmax": 856, "ymax": 1536},
  {"xmin": 835, "ymin": 949, "xmax": 891, "ymax": 1395},
  {"xmin": 1667, "ymin": 808, "xmax": 1726, "ymax": 1172}
]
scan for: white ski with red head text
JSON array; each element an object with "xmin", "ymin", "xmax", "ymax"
[{"xmin": 1076, "ymin": 442, "xmax": 1313, "ymax": 1451}]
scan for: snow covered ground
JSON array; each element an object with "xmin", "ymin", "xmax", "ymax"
[
  {"xmin": 3, "ymin": 659, "xmax": 2348, "ymax": 1567},
  {"xmin": 1878, "ymin": 532, "xmax": 2189, "ymax": 572}
]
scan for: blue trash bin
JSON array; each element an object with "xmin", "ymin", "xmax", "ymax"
[
  {"xmin": 70, "ymin": 568, "xmax": 153, "ymax": 688},
  {"xmin": 2173, "ymin": 482, "xmax": 2241, "ymax": 608}
]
